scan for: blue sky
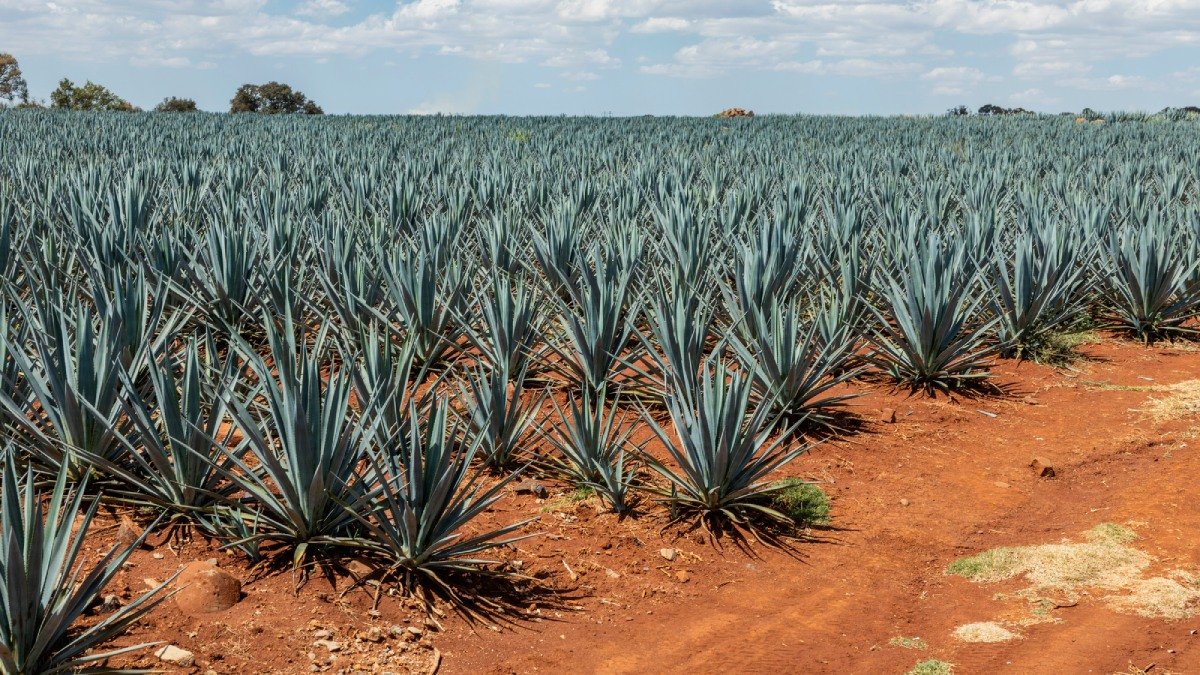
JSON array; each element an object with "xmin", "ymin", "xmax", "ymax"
[{"xmin": 2, "ymin": 0, "xmax": 1199, "ymax": 115}]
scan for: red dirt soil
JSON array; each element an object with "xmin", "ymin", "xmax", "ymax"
[{"xmin": 92, "ymin": 336, "xmax": 1200, "ymax": 674}]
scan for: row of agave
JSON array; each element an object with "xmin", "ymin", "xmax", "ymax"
[{"xmin": 1, "ymin": 111, "xmax": 1199, "ymax": 670}]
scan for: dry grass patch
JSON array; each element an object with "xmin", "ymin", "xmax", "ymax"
[
  {"xmin": 1138, "ymin": 379, "xmax": 1200, "ymax": 422},
  {"xmin": 952, "ymin": 622, "xmax": 1020, "ymax": 643},
  {"xmin": 946, "ymin": 524, "xmax": 1149, "ymax": 590},
  {"xmin": 1106, "ymin": 575, "xmax": 1200, "ymax": 619},
  {"xmin": 948, "ymin": 524, "xmax": 1200, "ymax": 621}
]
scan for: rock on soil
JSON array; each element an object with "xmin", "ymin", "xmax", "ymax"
[
  {"xmin": 174, "ymin": 561, "xmax": 242, "ymax": 614},
  {"xmin": 155, "ymin": 645, "xmax": 195, "ymax": 667},
  {"xmin": 1030, "ymin": 457, "xmax": 1056, "ymax": 478}
]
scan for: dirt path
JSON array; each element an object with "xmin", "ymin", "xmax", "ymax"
[{"xmin": 437, "ymin": 339, "xmax": 1200, "ymax": 674}]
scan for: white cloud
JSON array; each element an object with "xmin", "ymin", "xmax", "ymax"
[
  {"xmin": 295, "ymin": 0, "xmax": 350, "ymax": 17},
  {"xmin": 630, "ymin": 16, "xmax": 690, "ymax": 33},
  {"xmin": 1, "ymin": 0, "xmax": 1197, "ymax": 108},
  {"xmin": 920, "ymin": 65, "xmax": 998, "ymax": 95}
]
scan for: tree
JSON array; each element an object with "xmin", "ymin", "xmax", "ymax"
[
  {"xmin": 0, "ymin": 53, "xmax": 29, "ymax": 105},
  {"xmin": 50, "ymin": 79, "xmax": 137, "ymax": 111},
  {"xmin": 978, "ymin": 103, "xmax": 1034, "ymax": 116},
  {"xmin": 154, "ymin": 96, "xmax": 198, "ymax": 112},
  {"xmin": 230, "ymin": 82, "xmax": 323, "ymax": 114},
  {"xmin": 946, "ymin": 104, "xmax": 970, "ymax": 117}
]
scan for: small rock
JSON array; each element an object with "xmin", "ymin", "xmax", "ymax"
[
  {"xmin": 175, "ymin": 561, "xmax": 242, "ymax": 614},
  {"xmin": 407, "ymin": 627, "xmax": 423, "ymax": 637},
  {"xmin": 674, "ymin": 570, "xmax": 691, "ymax": 583},
  {"xmin": 365, "ymin": 627, "xmax": 383, "ymax": 642},
  {"xmin": 152, "ymin": 552, "xmax": 164, "ymax": 560},
  {"xmin": 880, "ymin": 408, "xmax": 897, "ymax": 424},
  {"xmin": 313, "ymin": 629, "xmax": 333, "ymax": 639},
  {"xmin": 993, "ymin": 481, "xmax": 1010, "ymax": 489},
  {"xmin": 659, "ymin": 548, "xmax": 677, "ymax": 561},
  {"xmin": 346, "ymin": 560, "xmax": 374, "ymax": 579},
  {"xmin": 313, "ymin": 640, "xmax": 342, "ymax": 652},
  {"xmin": 115, "ymin": 516, "xmax": 145, "ymax": 548},
  {"xmin": 155, "ymin": 645, "xmax": 195, "ymax": 667},
  {"xmin": 1030, "ymin": 457, "xmax": 1056, "ymax": 478},
  {"xmin": 514, "ymin": 480, "xmax": 548, "ymax": 499},
  {"xmin": 900, "ymin": 498, "xmax": 910, "ymax": 507},
  {"xmin": 101, "ymin": 594, "xmax": 121, "ymax": 612}
]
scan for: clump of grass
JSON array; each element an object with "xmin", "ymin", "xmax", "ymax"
[
  {"xmin": 768, "ymin": 479, "xmax": 830, "ymax": 526},
  {"xmin": 907, "ymin": 659, "xmax": 953, "ymax": 675},
  {"xmin": 945, "ymin": 548, "xmax": 1022, "ymax": 582},
  {"xmin": 1025, "ymin": 329, "xmax": 1101, "ymax": 367},
  {"xmin": 569, "ymin": 485, "xmax": 596, "ymax": 502},
  {"xmin": 889, "ymin": 636, "xmax": 927, "ymax": 650},
  {"xmin": 1087, "ymin": 522, "xmax": 1137, "ymax": 545}
]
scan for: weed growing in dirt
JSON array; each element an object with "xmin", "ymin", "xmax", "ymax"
[
  {"xmin": 945, "ymin": 548, "xmax": 1022, "ymax": 581},
  {"xmin": 907, "ymin": 659, "xmax": 953, "ymax": 675},
  {"xmin": 888, "ymin": 636, "xmax": 927, "ymax": 650},
  {"xmin": 768, "ymin": 479, "xmax": 831, "ymax": 526},
  {"xmin": 1026, "ymin": 330, "xmax": 1101, "ymax": 367}
]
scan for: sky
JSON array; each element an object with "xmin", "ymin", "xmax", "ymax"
[{"xmin": 2, "ymin": 0, "xmax": 1199, "ymax": 116}]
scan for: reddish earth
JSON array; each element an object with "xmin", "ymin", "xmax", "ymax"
[{"xmin": 94, "ymin": 335, "xmax": 1200, "ymax": 674}]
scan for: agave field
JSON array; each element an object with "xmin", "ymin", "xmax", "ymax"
[{"xmin": 1, "ymin": 110, "xmax": 1199, "ymax": 670}]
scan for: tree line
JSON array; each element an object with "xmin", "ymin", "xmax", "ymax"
[{"xmin": 0, "ymin": 53, "xmax": 323, "ymax": 114}]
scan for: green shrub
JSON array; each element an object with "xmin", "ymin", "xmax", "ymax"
[{"xmin": 769, "ymin": 479, "xmax": 830, "ymax": 525}]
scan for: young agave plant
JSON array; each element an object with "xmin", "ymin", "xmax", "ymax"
[
  {"xmin": 347, "ymin": 320, "xmax": 427, "ymax": 452},
  {"xmin": 458, "ymin": 362, "xmax": 546, "ymax": 470},
  {"xmin": 461, "ymin": 277, "xmax": 545, "ymax": 374},
  {"xmin": 214, "ymin": 315, "xmax": 374, "ymax": 568},
  {"xmin": 1100, "ymin": 214, "xmax": 1200, "ymax": 343},
  {"xmin": 728, "ymin": 296, "xmax": 861, "ymax": 430},
  {"xmin": 0, "ymin": 458, "xmax": 174, "ymax": 674},
  {"xmin": 641, "ymin": 359, "xmax": 807, "ymax": 531},
  {"xmin": 990, "ymin": 219, "xmax": 1092, "ymax": 359},
  {"xmin": 351, "ymin": 400, "xmax": 535, "ymax": 594},
  {"xmin": 531, "ymin": 202, "xmax": 585, "ymax": 300},
  {"xmin": 543, "ymin": 387, "xmax": 640, "ymax": 514},
  {"xmin": 180, "ymin": 216, "xmax": 267, "ymax": 335},
  {"xmin": 379, "ymin": 243, "xmax": 468, "ymax": 369},
  {"xmin": 637, "ymin": 284, "xmax": 719, "ymax": 405},
  {"xmin": 100, "ymin": 335, "xmax": 244, "ymax": 523},
  {"xmin": 545, "ymin": 247, "xmax": 641, "ymax": 395},
  {"xmin": 0, "ymin": 292, "xmax": 136, "ymax": 481},
  {"xmin": 867, "ymin": 235, "xmax": 998, "ymax": 394}
]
